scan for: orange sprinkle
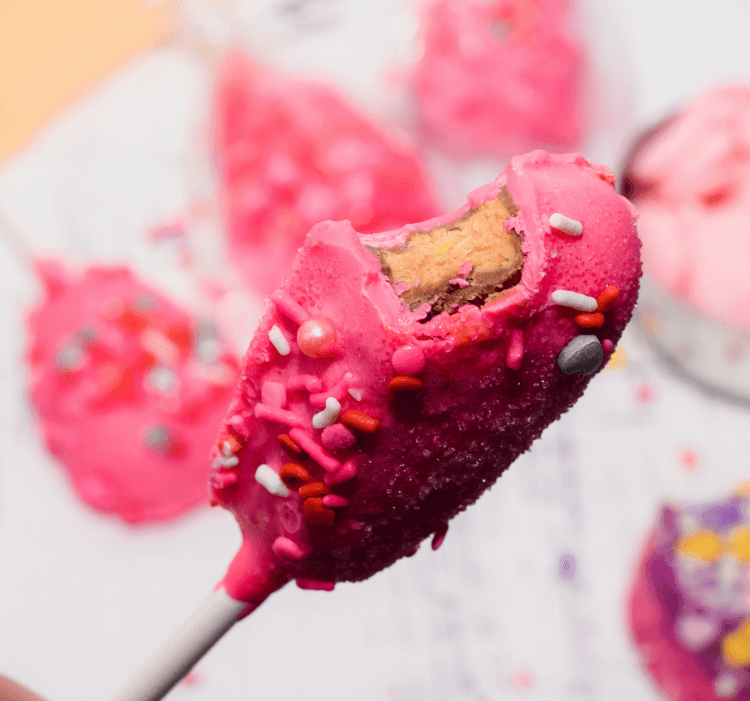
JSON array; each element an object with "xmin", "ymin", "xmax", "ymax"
[
  {"xmin": 596, "ymin": 285, "xmax": 620, "ymax": 312},
  {"xmin": 280, "ymin": 463, "xmax": 311, "ymax": 489},
  {"xmin": 219, "ymin": 433, "xmax": 243, "ymax": 454},
  {"xmin": 341, "ymin": 409, "xmax": 381, "ymax": 433},
  {"xmin": 299, "ymin": 481, "xmax": 330, "ymax": 499},
  {"xmin": 303, "ymin": 497, "xmax": 335, "ymax": 527},
  {"xmin": 574, "ymin": 312, "xmax": 605, "ymax": 328},
  {"xmin": 388, "ymin": 376, "xmax": 424, "ymax": 392},
  {"xmin": 278, "ymin": 433, "xmax": 303, "ymax": 457}
]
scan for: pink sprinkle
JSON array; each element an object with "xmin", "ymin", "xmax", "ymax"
[
  {"xmin": 289, "ymin": 428, "xmax": 341, "ymax": 472},
  {"xmin": 270, "ymin": 290, "xmax": 309, "ymax": 325},
  {"xmin": 449, "ymin": 277, "xmax": 469, "ymax": 288},
  {"xmin": 180, "ymin": 670, "xmax": 202, "ymax": 687},
  {"xmin": 456, "ymin": 262, "xmax": 473, "ymax": 277},
  {"xmin": 261, "ymin": 381, "xmax": 287, "ymax": 408},
  {"xmin": 296, "ymin": 578, "xmax": 335, "ymax": 591},
  {"xmin": 431, "ymin": 523, "xmax": 448, "ymax": 550},
  {"xmin": 211, "ymin": 471, "xmax": 238, "ymax": 489},
  {"xmin": 310, "ymin": 372, "xmax": 354, "ymax": 407},
  {"xmin": 506, "ymin": 329, "xmax": 524, "ymax": 371},
  {"xmin": 287, "ymin": 374, "xmax": 324, "ymax": 393},
  {"xmin": 602, "ymin": 339, "xmax": 614, "ymax": 353},
  {"xmin": 392, "ymin": 345, "xmax": 426, "ymax": 376},
  {"xmin": 394, "ymin": 282, "xmax": 412, "ymax": 295},
  {"xmin": 324, "ymin": 459, "xmax": 358, "ymax": 486},
  {"xmin": 636, "ymin": 383, "xmax": 654, "ymax": 403},
  {"xmin": 272, "ymin": 536, "xmax": 305, "ymax": 560},
  {"xmin": 679, "ymin": 448, "xmax": 700, "ymax": 472},
  {"xmin": 322, "ymin": 494, "xmax": 349, "ymax": 508},
  {"xmin": 321, "ymin": 423, "xmax": 356, "ymax": 450},
  {"xmin": 512, "ymin": 667, "xmax": 533, "ymax": 688},
  {"xmin": 255, "ymin": 404, "xmax": 304, "ymax": 427}
]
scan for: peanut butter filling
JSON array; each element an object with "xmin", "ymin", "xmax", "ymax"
[{"xmin": 372, "ymin": 187, "xmax": 524, "ymax": 320}]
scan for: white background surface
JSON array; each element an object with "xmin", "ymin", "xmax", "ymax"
[{"xmin": 1, "ymin": 1, "xmax": 750, "ymax": 699}]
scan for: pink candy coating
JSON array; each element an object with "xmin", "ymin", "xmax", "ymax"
[
  {"xmin": 391, "ymin": 344, "xmax": 426, "ymax": 375},
  {"xmin": 297, "ymin": 317, "xmax": 338, "ymax": 358}
]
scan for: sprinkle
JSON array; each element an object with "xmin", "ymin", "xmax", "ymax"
[
  {"xmin": 211, "ymin": 454, "xmax": 239, "ymax": 470},
  {"xmin": 312, "ymin": 397, "xmax": 341, "ymax": 429},
  {"xmin": 268, "ymin": 325, "xmax": 290, "ymax": 356},
  {"xmin": 303, "ymin": 497, "xmax": 335, "ymax": 526},
  {"xmin": 432, "ymin": 524, "xmax": 448, "ymax": 550},
  {"xmin": 280, "ymin": 463, "xmax": 311, "ymax": 488},
  {"xmin": 456, "ymin": 262, "xmax": 472, "ymax": 277},
  {"xmin": 730, "ymin": 527, "xmax": 750, "ymax": 563},
  {"xmin": 388, "ymin": 376, "xmax": 424, "ymax": 392},
  {"xmin": 435, "ymin": 241, "xmax": 454, "ymax": 254},
  {"xmin": 296, "ymin": 578, "xmax": 335, "ymax": 591},
  {"xmin": 574, "ymin": 312, "xmax": 605, "ymax": 328},
  {"xmin": 675, "ymin": 614, "xmax": 719, "ymax": 651},
  {"xmin": 255, "ymin": 464, "xmax": 290, "ymax": 497},
  {"xmin": 218, "ymin": 434, "xmax": 243, "ymax": 454},
  {"xmin": 722, "ymin": 620, "xmax": 750, "ymax": 668},
  {"xmin": 679, "ymin": 448, "xmax": 699, "ymax": 472},
  {"xmin": 272, "ymin": 537, "xmax": 305, "ymax": 561},
  {"xmin": 596, "ymin": 285, "xmax": 620, "ymax": 312},
  {"xmin": 310, "ymin": 372, "xmax": 354, "ymax": 406},
  {"xmin": 321, "ymin": 423, "xmax": 357, "ymax": 450},
  {"xmin": 322, "ymin": 494, "xmax": 349, "ymax": 508},
  {"xmin": 449, "ymin": 277, "xmax": 469, "ymax": 288},
  {"xmin": 261, "ymin": 381, "xmax": 287, "ymax": 408},
  {"xmin": 557, "ymin": 335, "xmax": 603, "ymax": 375},
  {"xmin": 270, "ymin": 290, "xmax": 309, "ymax": 325},
  {"xmin": 324, "ymin": 459, "xmax": 358, "ymax": 486},
  {"xmin": 348, "ymin": 388, "xmax": 362, "ymax": 401},
  {"xmin": 506, "ymin": 329, "xmax": 524, "ymax": 370},
  {"xmin": 392, "ymin": 344, "xmax": 426, "ymax": 375},
  {"xmin": 549, "ymin": 212, "xmax": 582, "ymax": 236},
  {"xmin": 341, "ymin": 410, "xmax": 381, "ymax": 433},
  {"xmin": 55, "ymin": 344, "xmax": 85, "ymax": 373},
  {"xmin": 551, "ymin": 290, "xmax": 598, "ymax": 312},
  {"xmin": 289, "ymin": 428, "xmax": 341, "ymax": 472},
  {"xmin": 297, "ymin": 317, "xmax": 338, "ymax": 358},
  {"xmin": 299, "ymin": 482, "xmax": 330, "ymax": 499},
  {"xmin": 601, "ymin": 339, "xmax": 614, "ymax": 353},
  {"xmin": 254, "ymin": 404, "xmax": 304, "ymax": 427},
  {"xmin": 636, "ymin": 383, "xmax": 654, "ymax": 402},
  {"xmin": 211, "ymin": 471, "xmax": 238, "ymax": 489},
  {"xmin": 278, "ymin": 433, "xmax": 303, "ymax": 457},
  {"xmin": 715, "ymin": 673, "xmax": 740, "ymax": 698},
  {"xmin": 512, "ymin": 667, "xmax": 533, "ymax": 688},
  {"xmin": 287, "ymin": 374, "xmax": 324, "ymax": 393},
  {"xmin": 677, "ymin": 530, "xmax": 723, "ymax": 562}
]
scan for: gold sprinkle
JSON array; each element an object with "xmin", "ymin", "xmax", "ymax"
[{"xmin": 434, "ymin": 241, "xmax": 454, "ymax": 255}]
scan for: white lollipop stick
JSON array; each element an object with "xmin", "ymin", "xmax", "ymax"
[{"xmin": 111, "ymin": 587, "xmax": 247, "ymax": 701}]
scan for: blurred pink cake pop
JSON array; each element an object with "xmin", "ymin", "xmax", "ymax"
[
  {"xmin": 414, "ymin": 0, "xmax": 583, "ymax": 158},
  {"xmin": 27, "ymin": 262, "xmax": 239, "ymax": 523},
  {"xmin": 214, "ymin": 53, "xmax": 442, "ymax": 297}
]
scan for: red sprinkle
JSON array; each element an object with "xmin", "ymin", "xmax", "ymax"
[
  {"xmin": 341, "ymin": 409, "xmax": 381, "ymax": 433},
  {"xmin": 218, "ymin": 433, "xmax": 243, "ymax": 454},
  {"xmin": 278, "ymin": 433, "xmax": 303, "ymax": 457},
  {"xmin": 299, "ymin": 481, "xmax": 330, "ymax": 499},
  {"xmin": 280, "ymin": 463, "xmax": 311, "ymax": 488},
  {"xmin": 574, "ymin": 312, "xmax": 605, "ymax": 328},
  {"xmin": 596, "ymin": 285, "xmax": 620, "ymax": 312},
  {"xmin": 303, "ymin": 497, "xmax": 335, "ymax": 527},
  {"xmin": 388, "ymin": 376, "xmax": 424, "ymax": 393},
  {"xmin": 296, "ymin": 578, "xmax": 335, "ymax": 591}
]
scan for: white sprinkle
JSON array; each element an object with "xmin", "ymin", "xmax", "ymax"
[
  {"xmin": 549, "ymin": 212, "xmax": 583, "ymax": 236},
  {"xmin": 269, "ymin": 325, "xmax": 290, "ymax": 356},
  {"xmin": 212, "ymin": 455, "xmax": 239, "ymax": 470},
  {"xmin": 255, "ymin": 464, "xmax": 290, "ymax": 497},
  {"xmin": 551, "ymin": 289, "xmax": 598, "ymax": 312},
  {"xmin": 715, "ymin": 673, "xmax": 739, "ymax": 698},
  {"xmin": 348, "ymin": 388, "xmax": 362, "ymax": 401},
  {"xmin": 312, "ymin": 397, "xmax": 341, "ymax": 429}
]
